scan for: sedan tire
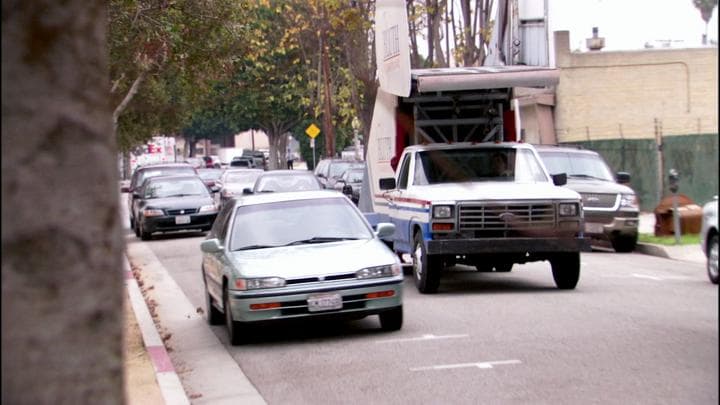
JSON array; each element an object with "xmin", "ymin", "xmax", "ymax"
[
  {"xmin": 379, "ymin": 306, "xmax": 403, "ymax": 331},
  {"xmin": 550, "ymin": 252, "xmax": 580, "ymax": 289},
  {"xmin": 412, "ymin": 232, "xmax": 441, "ymax": 294},
  {"xmin": 206, "ymin": 285, "xmax": 224, "ymax": 325},
  {"xmin": 224, "ymin": 289, "xmax": 244, "ymax": 345},
  {"xmin": 139, "ymin": 222, "xmax": 152, "ymax": 241},
  {"xmin": 707, "ymin": 234, "xmax": 719, "ymax": 284}
]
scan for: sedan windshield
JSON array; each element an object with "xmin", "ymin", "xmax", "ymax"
[
  {"xmin": 230, "ymin": 198, "xmax": 373, "ymax": 250},
  {"xmin": 144, "ymin": 179, "xmax": 210, "ymax": 199},
  {"xmin": 254, "ymin": 174, "xmax": 321, "ymax": 193},
  {"xmin": 223, "ymin": 171, "xmax": 263, "ymax": 184},
  {"xmin": 539, "ymin": 152, "xmax": 615, "ymax": 181}
]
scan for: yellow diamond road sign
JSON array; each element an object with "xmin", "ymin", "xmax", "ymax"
[{"xmin": 305, "ymin": 123, "xmax": 320, "ymax": 139}]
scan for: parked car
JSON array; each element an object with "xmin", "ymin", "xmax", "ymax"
[
  {"xmin": 133, "ymin": 174, "xmax": 219, "ymax": 240},
  {"xmin": 248, "ymin": 170, "xmax": 323, "ymax": 194},
  {"xmin": 196, "ymin": 167, "xmax": 225, "ymax": 192},
  {"xmin": 230, "ymin": 156, "xmax": 256, "ymax": 169},
  {"xmin": 184, "ymin": 157, "xmax": 205, "ymax": 169},
  {"xmin": 535, "ymin": 145, "xmax": 639, "ymax": 252},
  {"xmin": 313, "ymin": 159, "xmax": 365, "ymax": 189},
  {"xmin": 200, "ymin": 190, "xmax": 402, "ymax": 345},
  {"xmin": 700, "ymin": 197, "xmax": 718, "ymax": 284},
  {"xmin": 122, "ymin": 162, "xmax": 197, "ymax": 231},
  {"xmin": 241, "ymin": 149, "xmax": 268, "ymax": 170},
  {"xmin": 218, "ymin": 169, "xmax": 264, "ymax": 207},
  {"xmin": 333, "ymin": 167, "xmax": 365, "ymax": 204}
]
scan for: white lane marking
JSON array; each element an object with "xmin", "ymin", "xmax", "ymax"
[
  {"xmin": 375, "ymin": 333, "xmax": 469, "ymax": 344},
  {"xmin": 632, "ymin": 273, "xmax": 664, "ymax": 281},
  {"xmin": 410, "ymin": 359, "xmax": 522, "ymax": 372}
]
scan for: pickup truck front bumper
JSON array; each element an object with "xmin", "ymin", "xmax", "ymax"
[{"xmin": 426, "ymin": 237, "xmax": 591, "ymax": 255}]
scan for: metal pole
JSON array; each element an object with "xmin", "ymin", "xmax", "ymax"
[{"xmin": 672, "ymin": 193, "xmax": 681, "ymax": 244}]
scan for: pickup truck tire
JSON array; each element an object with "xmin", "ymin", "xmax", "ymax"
[
  {"xmin": 412, "ymin": 232, "xmax": 441, "ymax": 293},
  {"xmin": 611, "ymin": 235, "xmax": 637, "ymax": 253},
  {"xmin": 379, "ymin": 306, "xmax": 403, "ymax": 331},
  {"xmin": 550, "ymin": 252, "xmax": 580, "ymax": 289}
]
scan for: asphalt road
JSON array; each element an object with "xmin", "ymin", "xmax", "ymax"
[{"xmin": 133, "ymin": 230, "xmax": 718, "ymax": 405}]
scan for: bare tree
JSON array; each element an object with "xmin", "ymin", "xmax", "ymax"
[
  {"xmin": 693, "ymin": 0, "xmax": 718, "ymax": 45},
  {"xmin": 2, "ymin": 1, "xmax": 124, "ymax": 403}
]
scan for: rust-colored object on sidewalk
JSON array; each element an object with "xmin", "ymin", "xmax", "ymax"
[{"xmin": 653, "ymin": 194, "xmax": 703, "ymax": 236}]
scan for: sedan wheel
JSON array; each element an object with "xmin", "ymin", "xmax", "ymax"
[
  {"xmin": 379, "ymin": 306, "xmax": 403, "ymax": 331},
  {"xmin": 412, "ymin": 232, "xmax": 441, "ymax": 294},
  {"xmin": 139, "ymin": 222, "xmax": 152, "ymax": 241},
  {"xmin": 224, "ymin": 290, "xmax": 244, "ymax": 345},
  {"xmin": 707, "ymin": 234, "xmax": 719, "ymax": 284},
  {"xmin": 206, "ymin": 282, "xmax": 224, "ymax": 325}
]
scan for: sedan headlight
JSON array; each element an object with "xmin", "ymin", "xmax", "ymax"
[
  {"xmin": 356, "ymin": 263, "xmax": 401, "ymax": 279},
  {"xmin": 199, "ymin": 204, "xmax": 217, "ymax": 213},
  {"xmin": 558, "ymin": 203, "xmax": 579, "ymax": 217},
  {"xmin": 620, "ymin": 193, "xmax": 639, "ymax": 209},
  {"xmin": 235, "ymin": 277, "xmax": 286, "ymax": 290},
  {"xmin": 143, "ymin": 208, "xmax": 164, "ymax": 217},
  {"xmin": 432, "ymin": 205, "xmax": 453, "ymax": 219}
]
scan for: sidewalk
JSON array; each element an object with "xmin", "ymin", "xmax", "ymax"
[{"xmin": 635, "ymin": 212, "xmax": 706, "ymax": 264}]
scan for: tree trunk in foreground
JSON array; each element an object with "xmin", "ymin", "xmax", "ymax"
[{"xmin": 2, "ymin": 1, "xmax": 125, "ymax": 403}]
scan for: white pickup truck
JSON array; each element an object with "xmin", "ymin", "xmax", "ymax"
[{"xmin": 361, "ymin": 0, "xmax": 590, "ymax": 293}]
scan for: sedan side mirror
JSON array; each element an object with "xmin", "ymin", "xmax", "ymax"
[
  {"xmin": 616, "ymin": 172, "xmax": 631, "ymax": 184},
  {"xmin": 200, "ymin": 239, "xmax": 224, "ymax": 253},
  {"xmin": 242, "ymin": 188, "xmax": 253, "ymax": 195},
  {"xmin": 375, "ymin": 222, "xmax": 396, "ymax": 239}
]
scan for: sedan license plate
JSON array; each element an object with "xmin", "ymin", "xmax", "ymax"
[
  {"xmin": 585, "ymin": 222, "xmax": 604, "ymax": 234},
  {"xmin": 307, "ymin": 293, "xmax": 342, "ymax": 312},
  {"xmin": 175, "ymin": 215, "xmax": 191, "ymax": 225}
]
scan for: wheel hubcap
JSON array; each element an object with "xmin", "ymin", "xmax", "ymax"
[
  {"xmin": 413, "ymin": 243, "xmax": 423, "ymax": 281},
  {"xmin": 709, "ymin": 240, "xmax": 719, "ymax": 278}
]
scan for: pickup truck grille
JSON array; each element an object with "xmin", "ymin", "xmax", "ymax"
[
  {"xmin": 458, "ymin": 203, "xmax": 556, "ymax": 230},
  {"xmin": 580, "ymin": 193, "xmax": 618, "ymax": 209}
]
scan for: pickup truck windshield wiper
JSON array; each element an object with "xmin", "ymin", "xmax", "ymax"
[
  {"xmin": 283, "ymin": 237, "xmax": 360, "ymax": 246},
  {"xmin": 568, "ymin": 174, "xmax": 609, "ymax": 181},
  {"xmin": 233, "ymin": 244, "xmax": 278, "ymax": 251}
]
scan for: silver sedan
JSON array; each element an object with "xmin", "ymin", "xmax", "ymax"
[{"xmin": 201, "ymin": 190, "xmax": 403, "ymax": 345}]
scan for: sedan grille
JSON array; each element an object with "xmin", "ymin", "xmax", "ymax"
[
  {"xmin": 458, "ymin": 203, "xmax": 556, "ymax": 231},
  {"xmin": 285, "ymin": 272, "xmax": 357, "ymax": 285},
  {"xmin": 166, "ymin": 208, "xmax": 198, "ymax": 215},
  {"xmin": 280, "ymin": 293, "xmax": 367, "ymax": 316}
]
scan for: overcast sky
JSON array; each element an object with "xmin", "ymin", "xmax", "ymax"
[{"xmin": 548, "ymin": 0, "xmax": 718, "ymax": 50}]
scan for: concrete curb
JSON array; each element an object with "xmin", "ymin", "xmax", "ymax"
[
  {"xmin": 635, "ymin": 243, "xmax": 670, "ymax": 259},
  {"xmin": 124, "ymin": 255, "xmax": 191, "ymax": 405}
]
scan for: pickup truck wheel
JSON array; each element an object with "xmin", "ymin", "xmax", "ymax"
[
  {"xmin": 707, "ymin": 234, "xmax": 719, "ymax": 284},
  {"xmin": 412, "ymin": 232, "xmax": 441, "ymax": 293},
  {"xmin": 550, "ymin": 253, "xmax": 580, "ymax": 289},
  {"xmin": 611, "ymin": 234, "xmax": 637, "ymax": 253},
  {"xmin": 379, "ymin": 306, "xmax": 403, "ymax": 331}
]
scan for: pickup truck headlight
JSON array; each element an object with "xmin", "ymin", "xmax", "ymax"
[
  {"xmin": 235, "ymin": 277, "xmax": 286, "ymax": 290},
  {"xmin": 432, "ymin": 205, "xmax": 453, "ymax": 219},
  {"xmin": 558, "ymin": 203, "xmax": 579, "ymax": 217},
  {"xmin": 620, "ymin": 193, "xmax": 639, "ymax": 209},
  {"xmin": 356, "ymin": 263, "xmax": 401, "ymax": 279}
]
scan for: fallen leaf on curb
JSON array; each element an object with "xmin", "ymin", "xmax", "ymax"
[
  {"xmin": 196, "ymin": 307, "xmax": 204, "ymax": 314},
  {"xmin": 189, "ymin": 393, "xmax": 203, "ymax": 399}
]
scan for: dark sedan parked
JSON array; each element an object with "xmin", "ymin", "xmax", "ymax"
[{"xmin": 134, "ymin": 175, "xmax": 219, "ymax": 240}]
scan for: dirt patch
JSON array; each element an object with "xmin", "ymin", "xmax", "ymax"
[{"xmin": 123, "ymin": 294, "xmax": 165, "ymax": 404}]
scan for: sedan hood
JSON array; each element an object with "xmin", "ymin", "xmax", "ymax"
[
  {"xmin": 144, "ymin": 195, "xmax": 214, "ymax": 209},
  {"xmin": 412, "ymin": 182, "xmax": 581, "ymax": 202},
  {"xmin": 227, "ymin": 239, "xmax": 397, "ymax": 279}
]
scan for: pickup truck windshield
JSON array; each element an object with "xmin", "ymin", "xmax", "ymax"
[{"xmin": 414, "ymin": 148, "xmax": 548, "ymax": 185}]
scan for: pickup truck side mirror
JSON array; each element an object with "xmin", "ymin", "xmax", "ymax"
[
  {"xmin": 552, "ymin": 173, "xmax": 567, "ymax": 186},
  {"xmin": 616, "ymin": 172, "xmax": 631, "ymax": 184},
  {"xmin": 242, "ymin": 188, "xmax": 253, "ymax": 195},
  {"xmin": 379, "ymin": 177, "xmax": 396, "ymax": 190}
]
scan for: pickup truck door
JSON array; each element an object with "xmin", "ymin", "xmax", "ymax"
[{"xmin": 387, "ymin": 154, "xmax": 413, "ymax": 251}]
